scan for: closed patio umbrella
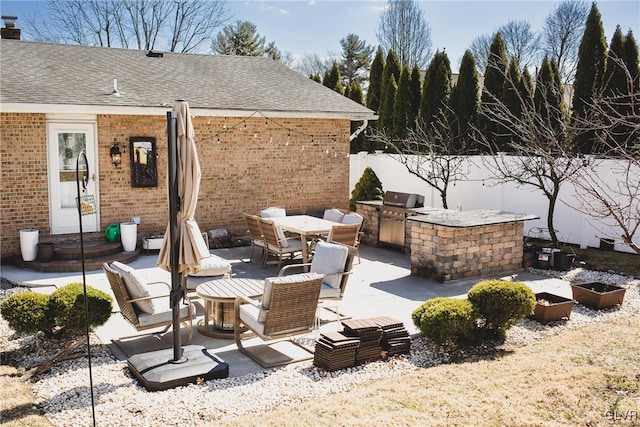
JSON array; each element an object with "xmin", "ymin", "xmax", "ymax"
[{"xmin": 158, "ymin": 100, "xmax": 209, "ymax": 361}]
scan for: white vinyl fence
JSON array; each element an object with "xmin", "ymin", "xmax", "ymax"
[{"xmin": 350, "ymin": 152, "xmax": 638, "ymax": 254}]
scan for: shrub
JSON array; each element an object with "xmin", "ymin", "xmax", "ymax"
[
  {"xmin": 49, "ymin": 283, "xmax": 113, "ymax": 335},
  {"xmin": 412, "ymin": 297, "xmax": 477, "ymax": 345},
  {"xmin": 0, "ymin": 291, "xmax": 53, "ymax": 335},
  {"xmin": 349, "ymin": 167, "xmax": 383, "ymax": 211},
  {"xmin": 467, "ymin": 279, "xmax": 536, "ymax": 335}
]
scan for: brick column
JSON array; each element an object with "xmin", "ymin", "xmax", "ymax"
[{"xmin": 355, "ymin": 202, "xmax": 380, "ymax": 246}]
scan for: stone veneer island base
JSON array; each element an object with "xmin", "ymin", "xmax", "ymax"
[{"xmin": 407, "ymin": 209, "xmax": 538, "ymax": 283}]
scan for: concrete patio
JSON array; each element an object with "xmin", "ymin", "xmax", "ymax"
[{"xmin": 0, "ymin": 243, "xmax": 571, "ymax": 378}]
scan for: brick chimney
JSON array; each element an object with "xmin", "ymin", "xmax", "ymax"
[{"xmin": 1, "ymin": 16, "xmax": 21, "ymax": 40}]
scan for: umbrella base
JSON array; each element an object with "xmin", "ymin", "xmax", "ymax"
[{"xmin": 127, "ymin": 344, "xmax": 229, "ymax": 391}]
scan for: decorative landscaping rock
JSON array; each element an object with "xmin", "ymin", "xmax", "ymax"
[{"xmin": 571, "ymin": 282, "xmax": 626, "ymax": 309}]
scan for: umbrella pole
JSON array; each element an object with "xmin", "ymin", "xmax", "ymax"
[{"xmin": 167, "ymin": 111, "xmax": 185, "ymax": 363}]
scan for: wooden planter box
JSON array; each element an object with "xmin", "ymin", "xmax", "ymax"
[
  {"xmin": 532, "ymin": 292, "xmax": 574, "ymax": 323},
  {"xmin": 571, "ymin": 282, "xmax": 626, "ymax": 309}
]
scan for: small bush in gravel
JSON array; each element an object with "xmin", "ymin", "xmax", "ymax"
[
  {"xmin": 0, "ymin": 291, "xmax": 53, "ymax": 335},
  {"xmin": 49, "ymin": 283, "xmax": 112, "ymax": 335},
  {"xmin": 467, "ymin": 279, "xmax": 536, "ymax": 339},
  {"xmin": 412, "ymin": 297, "xmax": 477, "ymax": 345}
]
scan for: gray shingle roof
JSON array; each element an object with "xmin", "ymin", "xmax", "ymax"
[{"xmin": 0, "ymin": 39, "xmax": 374, "ymax": 118}]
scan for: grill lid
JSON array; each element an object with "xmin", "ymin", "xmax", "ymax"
[{"xmin": 382, "ymin": 191, "xmax": 423, "ymax": 208}]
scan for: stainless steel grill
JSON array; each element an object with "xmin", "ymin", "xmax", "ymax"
[{"xmin": 378, "ymin": 192, "xmax": 423, "ymax": 250}]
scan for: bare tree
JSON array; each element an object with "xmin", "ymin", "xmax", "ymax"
[
  {"xmin": 473, "ymin": 63, "xmax": 583, "ymax": 246},
  {"xmin": 371, "ymin": 110, "xmax": 472, "ymax": 209},
  {"xmin": 23, "ymin": 0, "xmax": 230, "ymax": 53},
  {"xmin": 294, "ymin": 52, "xmax": 337, "ymax": 78},
  {"xmin": 376, "ymin": 0, "xmax": 432, "ymax": 68},
  {"xmin": 469, "ymin": 20, "xmax": 540, "ymax": 73},
  {"xmin": 541, "ymin": 0, "xmax": 589, "ymax": 83},
  {"xmin": 566, "ymin": 57, "xmax": 640, "ymax": 253}
]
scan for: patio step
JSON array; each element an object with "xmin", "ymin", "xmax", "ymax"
[{"xmin": 14, "ymin": 240, "xmax": 140, "ymax": 272}]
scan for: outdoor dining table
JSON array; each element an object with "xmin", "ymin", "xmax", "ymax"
[{"xmin": 270, "ymin": 215, "xmax": 338, "ymax": 270}]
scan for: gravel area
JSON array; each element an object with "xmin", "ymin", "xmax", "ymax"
[{"xmin": 1, "ymin": 268, "xmax": 638, "ymax": 427}]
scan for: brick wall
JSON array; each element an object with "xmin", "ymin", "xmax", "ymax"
[
  {"xmin": 409, "ymin": 220, "xmax": 524, "ymax": 282},
  {"xmin": 1, "ymin": 113, "xmax": 352, "ymax": 257},
  {"xmin": 355, "ymin": 202, "xmax": 380, "ymax": 246}
]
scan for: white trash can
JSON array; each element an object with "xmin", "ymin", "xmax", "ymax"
[
  {"xmin": 120, "ymin": 222, "xmax": 138, "ymax": 252},
  {"xmin": 19, "ymin": 228, "xmax": 39, "ymax": 261}
]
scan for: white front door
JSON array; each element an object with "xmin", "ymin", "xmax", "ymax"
[{"xmin": 47, "ymin": 122, "xmax": 99, "ymax": 234}]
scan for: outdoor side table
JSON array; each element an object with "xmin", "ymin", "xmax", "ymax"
[{"xmin": 195, "ymin": 278, "xmax": 264, "ymax": 338}]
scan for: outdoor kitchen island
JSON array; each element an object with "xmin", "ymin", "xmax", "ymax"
[{"xmin": 407, "ymin": 209, "xmax": 539, "ymax": 282}]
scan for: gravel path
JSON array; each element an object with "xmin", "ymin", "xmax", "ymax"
[{"xmin": 1, "ymin": 268, "xmax": 638, "ymax": 427}]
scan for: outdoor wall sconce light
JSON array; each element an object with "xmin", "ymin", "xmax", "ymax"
[{"xmin": 110, "ymin": 139, "xmax": 123, "ymax": 167}]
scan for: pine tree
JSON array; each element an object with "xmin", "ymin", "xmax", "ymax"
[
  {"xmin": 419, "ymin": 51, "xmax": 452, "ymax": 126},
  {"xmin": 309, "ymin": 73, "xmax": 321, "ymax": 83},
  {"xmin": 215, "ymin": 20, "xmax": 269, "ymax": 56},
  {"xmin": 535, "ymin": 56, "xmax": 566, "ymax": 145},
  {"xmin": 519, "ymin": 67, "xmax": 534, "ymax": 111},
  {"xmin": 378, "ymin": 50, "xmax": 401, "ymax": 132},
  {"xmin": 347, "ymin": 81, "xmax": 364, "ymax": 105},
  {"xmin": 378, "ymin": 74, "xmax": 398, "ymax": 135},
  {"xmin": 323, "ymin": 61, "xmax": 344, "ymax": 94},
  {"xmin": 409, "ymin": 64, "xmax": 422, "ymax": 129},
  {"xmin": 604, "ymin": 26, "xmax": 627, "ymax": 97},
  {"xmin": 349, "ymin": 167, "xmax": 384, "ymax": 211},
  {"xmin": 366, "ymin": 46, "xmax": 385, "ymax": 112},
  {"xmin": 623, "ymin": 30, "xmax": 639, "ymax": 93},
  {"xmin": 572, "ymin": 3, "xmax": 607, "ymax": 153},
  {"xmin": 479, "ymin": 33, "xmax": 508, "ymax": 150},
  {"xmin": 499, "ymin": 57, "xmax": 523, "ymax": 151},
  {"xmin": 393, "ymin": 65, "xmax": 412, "ymax": 139},
  {"xmin": 449, "ymin": 50, "xmax": 480, "ymax": 152}
]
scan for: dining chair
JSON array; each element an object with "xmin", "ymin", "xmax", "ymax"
[
  {"xmin": 244, "ymin": 213, "xmax": 267, "ymax": 264},
  {"xmin": 327, "ymin": 223, "xmax": 361, "ymax": 263},
  {"xmin": 259, "ymin": 217, "xmax": 304, "ymax": 271},
  {"xmin": 323, "ymin": 208, "xmax": 345, "ymax": 223},
  {"xmin": 260, "ymin": 206, "xmax": 286, "ymax": 218},
  {"xmin": 340, "ymin": 212, "xmax": 364, "ymax": 263}
]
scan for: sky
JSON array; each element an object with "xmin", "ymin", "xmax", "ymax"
[{"xmin": 1, "ymin": 0, "xmax": 638, "ymax": 72}]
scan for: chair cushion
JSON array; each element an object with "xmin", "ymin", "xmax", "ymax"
[
  {"xmin": 138, "ymin": 301, "xmax": 194, "ymax": 327},
  {"xmin": 319, "ymin": 283, "xmax": 341, "ymax": 299},
  {"xmin": 110, "ymin": 261, "xmax": 156, "ymax": 314},
  {"xmin": 189, "ymin": 255, "xmax": 232, "ymax": 277},
  {"xmin": 342, "ymin": 212, "xmax": 363, "ymax": 225},
  {"xmin": 310, "ymin": 241, "xmax": 349, "ymax": 289},
  {"xmin": 323, "ymin": 208, "xmax": 345, "ymax": 223},
  {"xmin": 261, "ymin": 207, "xmax": 286, "ymax": 218}
]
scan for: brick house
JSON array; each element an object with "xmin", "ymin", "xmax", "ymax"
[{"xmin": 0, "ymin": 38, "xmax": 375, "ymax": 259}]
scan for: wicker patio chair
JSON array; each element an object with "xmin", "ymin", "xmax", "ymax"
[
  {"xmin": 234, "ymin": 272, "xmax": 324, "ymax": 368},
  {"xmin": 244, "ymin": 213, "xmax": 267, "ymax": 264},
  {"xmin": 259, "ymin": 217, "xmax": 304, "ymax": 271},
  {"xmin": 103, "ymin": 262, "xmax": 194, "ymax": 344}
]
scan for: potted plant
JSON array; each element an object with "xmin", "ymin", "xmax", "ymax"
[
  {"xmin": 531, "ymin": 292, "xmax": 574, "ymax": 323},
  {"xmin": 571, "ymin": 282, "xmax": 626, "ymax": 310}
]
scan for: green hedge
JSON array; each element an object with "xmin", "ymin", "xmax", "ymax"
[
  {"xmin": 0, "ymin": 291, "xmax": 53, "ymax": 335},
  {"xmin": 49, "ymin": 283, "xmax": 113, "ymax": 334},
  {"xmin": 412, "ymin": 297, "xmax": 477, "ymax": 345},
  {"xmin": 1, "ymin": 283, "xmax": 113, "ymax": 337},
  {"xmin": 467, "ymin": 279, "xmax": 536, "ymax": 334}
]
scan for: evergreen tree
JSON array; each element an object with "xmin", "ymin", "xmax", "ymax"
[
  {"xmin": 309, "ymin": 73, "xmax": 322, "ymax": 83},
  {"xmin": 623, "ymin": 30, "xmax": 639, "ymax": 93},
  {"xmin": 393, "ymin": 65, "xmax": 412, "ymax": 139},
  {"xmin": 572, "ymin": 3, "xmax": 607, "ymax": 153},
  {"xmin": 499, "ymin": 57, "xmax": 523, "ymax": 151},
  {"xmin": 323, "ymin": 61, "xmax": 344, "ymax": 94},
  {"xmin": 449, "ymin": 50, "xmax": 480, "ymax": 152},
  {"xmin": 480, "ymin": 32, "xmax": 508, "ymax": 150},
  {"xmin": 604, "ymin": 26, "xmax": 627, "ymax": 97},
  {"xmin": 419, "ymin": 51, "xmax": 452, "ymax": 126},
  {"xmin": 519, "ymin": 67, "xmax": 535, "ymax": 110},
  {"xmin": 215, "ymin": 20, "xmax": 271, "ymax": 56},
  {"xmin": 378, "ymin": 74, "xmax": 398, "ymax": 135},
  {"xmin": 339, "ymin": 33, "xmax": 375, "ymax": 86},
  {"xmin": 409, "ymin": 64, "xmax": 422, "ymax": 129},
  {"xmin": 535, "ymin": 56, "xmax": 566, "ymax": 145},
  {"xmin": 349, "ymin": 167, "xmax": 384, "ymax": 211},
  {"xmin": 378, "ymin": 50, "xmax": 401, "ymax": 132},
  {"xmin": 347, "ymin": 81, "xmax": 364, "ymax": 105},
  {"xmin": 366, "ymin": 46, "xmax": 385, "ymax": 112}
]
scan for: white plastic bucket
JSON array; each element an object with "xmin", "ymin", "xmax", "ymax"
[
  {"xmin": 19, "ymin": 228, "xmax": 39, "ymax": 261},
  {"xmin": 120, "ymin": 222, "xmax": 138, "ymax": 252}
]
